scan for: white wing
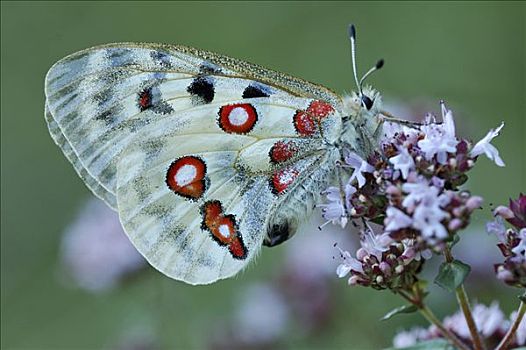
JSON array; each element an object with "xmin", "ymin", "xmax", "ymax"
[{"xmin": 45, "ymin": 44, "xmax": 342, "ymax": 284}]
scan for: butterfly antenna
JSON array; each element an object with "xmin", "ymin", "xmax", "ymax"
[
  {"xmin": 348, "ymin": 24, "xmax": 362, "ymax": 95},
  {"xmin": 359, "ymin": 59, "xmax": 384, "ymax": 87}
]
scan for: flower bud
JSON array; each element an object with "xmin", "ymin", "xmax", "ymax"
[
  {"xmin": 494, "ymin": 205, "xmax": 515, "ymax": 219},
  {"xmin": 348, "ymin": 275, "xmax": 360, "ymax": 285},
  {"xmin": 379, "ymin": 262, "xmax": 392, "ymax": 276},
  {"xmin": 356, "ymin": 248, "xmax": 368, "ymax": 261},
  {"xmin": 448, "ymin": 218, "xmax": 463, "ymax": 231},
  {"xmin": 386, "ymin": 185, "xmax": 401, "ymax": 196},
  {"xmin": 466, "ymin": 196, "xmax": 483, "ymax": 211},
  {"xmin": 453, "ymin": 207, "xmax": 464, "ymax": 217},
  {"xmin": 495, "ymin": 266, "xmax": 513, "ymax": 282},
  {"xmin": 395, "ymin": 265, "xmax": 405, "ymax": 274}
]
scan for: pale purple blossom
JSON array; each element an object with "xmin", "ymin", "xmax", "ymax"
[
  {"xmin": 417, "ymin": 104, "xmax": 459, "ymax": 164},
  {"xmin": 385, "ymin": 207, "xmax": 413, "ymax": 232},
  {"xmin": 319, "ymin": 187, "xmax": 348, "ymax": 228},
  {"xmin": 344, "ymin": 151, "xmax": 374, "ymax": 188},
  {"xmin": 412, "ymin": 203, "xmax": 449, "ymax": 243},
  {"xmin": 402, "ymin": 178, "xmax": 450, "ymax": 212},
  {"xmin": 402, "ymin": 241, "xmax": 432, "ymax": 262},
  {"xmin": 335, "ymin": 247, "xmax": 363, "ymax": 278},
  {"xmin": 443, "ymin": 302, "xmax": 506, "ymax": 339},
  {"xmin": 60, "ymin": 198, "xmax": 145, "ymax": 292},
  {"xmin": 360, "ymin": 230, "xmax": 392, "ymax": 259},
  {"xmin": 344, "ymin": 184, "xmax": 357, "ymax": 213},
  {"xmin": 486, "ymin": 216, "xmax": 507, "ymax": 243},
  {"xmin": 511, "ymin": 229, "xmax": 526, "ymax": 259},
  {"xmin": 395, "ymin": 302, "xmax": 521, "ymax": 348},
  {"xmin": 393, "ymin": 328, "xmax": 430, "ymax": 348},
  {"xmin": 470, "ymin": 122, "xmax": 505, "ymax": 167},
  {"xmin": 389, "ymin": 146, "xmax": 415, "ymax": 179}
]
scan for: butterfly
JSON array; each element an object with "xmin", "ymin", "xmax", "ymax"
[{"xmin": 45, "ymin": 25, "xmax": 387, "ymax": 284}]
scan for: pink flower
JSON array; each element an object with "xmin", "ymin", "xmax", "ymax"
[
  {"xmin": 417, "ymin": 103, "xmax": 459, "ymax": 164},
  {"xmin": 60, "ymin": 199, "xmax": 145, "ymax": 292}
]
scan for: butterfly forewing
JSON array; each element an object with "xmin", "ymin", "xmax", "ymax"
[{"xmin": 45, "ymin": 43, "xmax": 343, "ymax": 284}]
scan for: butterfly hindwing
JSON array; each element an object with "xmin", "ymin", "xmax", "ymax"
[{"xmin": 45, "ymin": 44, "xmax": 343, "ymax": 284}]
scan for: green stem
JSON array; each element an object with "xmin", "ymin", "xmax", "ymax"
[
  {"xmin": 496, "ymin": 297, "xmax": 526, "ymax": 350},
  {"xmin": 397, "ymin": 291, "xmax": 471, "ymax": 350},
  {"xmin": 444, "ymin": 247, "xmax": 485, "ymax": 350}
]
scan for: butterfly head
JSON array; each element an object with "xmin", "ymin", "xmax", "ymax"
[{"xmin": 339, "ymin": 86, "xmax": 383, "ymax": 157}]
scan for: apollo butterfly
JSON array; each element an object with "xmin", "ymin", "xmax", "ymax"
[{"xmin": 45, "ymin": 25, "xmax": 389, "ymax": 284}]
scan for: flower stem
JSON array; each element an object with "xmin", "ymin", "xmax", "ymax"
[
  {"xmin": 444, "ymin": 247, "xmax": 485, "ymax": 350},
  {"xmin": 496, "ymin": 295, "xmax": 526, "ymax": 350},
  {"xmin": 397, "ymin": 291, "xmax": 471, "ymax": 350}
]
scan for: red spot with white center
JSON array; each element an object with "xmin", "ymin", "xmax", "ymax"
[
  {"xmin": 269, "ymin": 140, "xmax": 298, "ymax": 164},
  {"xmin": 218, "ymin": 103, "xmax": 258, "ymax": 134},
  {"xmin": 271, "ymin": 167, "xmax": 300, "ymax": 194},
  {"xmin": 202, "ymin": 200, "xmax": 247, "ymax": 259},
  {"xmin": 293, "ymin": 100, "xmax": 334, "ymax": 136},
  {"xmin": 166, "ymin": 156, "xmax": 206, "ymax": 200}
]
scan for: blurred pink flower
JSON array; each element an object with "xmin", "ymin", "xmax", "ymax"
[
  {"xmin": 60, "ymin": 198, "xmax": 145, "ymax": 292},
  {"xmin": 234, "ymin": 283, "xmax": 290, "ymax": 345}
]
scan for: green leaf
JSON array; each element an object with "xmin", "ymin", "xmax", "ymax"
[
  {"xmin": 519, "ymin": 292, "xmax": 526, "ymax": 303},
  {"xmin": 434, "ymin": 260, "xmax": 471, "ymax": 292},
  {"xmin": 447, "ymin": 234, "xmax": 460, "ymax": 248},
  {"xmin": 381, "ymin": 304, "xmax": 418, "ymax": 321},
  {"xmin": 370, "ymin": 215, "xmax": 386, "ymax": 225},
  {"xmin": 384, "ymin": 339, "xmax": 454, "ymax": 350}
]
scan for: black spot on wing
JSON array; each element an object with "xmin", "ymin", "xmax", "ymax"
[
  {"xmin": 242, "ymin": 83, "xmax": 271, "ymax": 99},
  {"xmin": 95, "ymin": 106, "xmax": 119, "ymax": 125},
  {"xmin": 136, "ymin": 85, "xmax": 174, "ymax": 115},
  {"xmin": 187, "ymin": 76, "xmax": 215, "ymax": 104},
  {"xmin": 150, "ymin": 50, "xmax": 173, "ymax": 68},
  {"xmin": 105, "ymin": 48, "xmax": 135, "ymax": 67},
  {"xmin": 199, "ymin": 61, "xmax": 222, "ymax": 75},
  {"xmin": 93, "ymin": 88, "xmax": 113, "ymax": 107}
]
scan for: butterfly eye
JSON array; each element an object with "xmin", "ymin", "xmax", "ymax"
[{"xmin": 361, "ymin": 95, "xmax": 374, "ymax": 110}]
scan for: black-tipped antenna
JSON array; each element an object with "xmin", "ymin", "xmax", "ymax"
[
  {"xmin": 348, "ymin": 24, "xmax": 361, "ymax": 94},
  {"xmin": 359, "ymin": 59, "xmax": 384, "ymax": 86}
]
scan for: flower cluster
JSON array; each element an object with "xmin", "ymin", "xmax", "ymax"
[
  {"xmin": 392, "ymin": 302, "xmax": 525, "ymax": 349},
  {"xmin": 335, "ymin": 232, "xmax": 425, "ymax": 290},
  {"xmin": 487, "ymin": 193, "xmax": 526, "ymax": 287},
  {"xmin": 324, "ymin": 102, "xmax": 505, "ymax": 291}
]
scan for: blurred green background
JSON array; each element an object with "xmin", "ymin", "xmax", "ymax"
[{"xmin": 1, "ymin": 1, "xmax": 525, "ymax": 349}]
